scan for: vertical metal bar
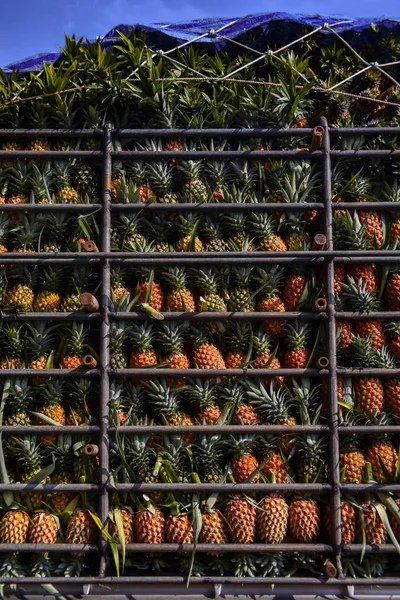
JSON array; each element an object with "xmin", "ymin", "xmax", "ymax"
[
  {"xmin": 320, "ymin": 116, "xmax": 343, "ymax": 577},
  {"xmin": 98, "ymin": 122, "xmax": 112, "ymax": 576}
]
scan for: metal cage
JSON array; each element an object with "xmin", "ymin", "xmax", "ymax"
[{"xmin": 0, "ymin": 118, "xmax": 399, "ymax": 597}]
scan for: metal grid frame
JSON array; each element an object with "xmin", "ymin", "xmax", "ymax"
[{"xmin": 0, "ymin": 119, "xmax": 400, "ymax": 595}]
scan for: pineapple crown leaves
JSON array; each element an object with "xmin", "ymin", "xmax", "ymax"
[
  {"xmin": 225, "ymin": 321, "xmax": 251, "ymax": 354},
  {"xmin": 1, "ymin": 376, "xmax": 33, "ymax": 412},
  {"xmin": 0, "ymin": 323, "xmax": 25, "ymax": 358},
  {"xmin": 287, "ymin": 377, "xmax": 321, "ymax": 424},
  {"xmin": 341, "ymin": 276, "xmax": 379, "ymax": 312},
  {"xmin": 349, "ymin": 334, "xmax": 383, "ymax": 369},
  {"xmin": 36, "ymin": 378, "xmax": 65, "ymax": 407},
  {"xmin": 145, "ymin": 377, "xmax": 181, "ymax": 417},
  {"xmin": 253, "ymin": 266, "xmax": 285, "ymax": 297},
  {"xmin": 39, "ymin": 265, "xmax": 65, "ymax": 292},
  {"xmin": 185, "ymin": 377, "xmax": 218, "ymax": 410},
  {"xmin": 381, "ymin": 178, "xmax": 400, "ymax": 204},
  {"xmin": 129, "ymin": 322, "xmax": 155, "ymax": 352},
  {"xmin": 62, "ymin": 321, "xmax": 89, "ymax": 356},
  {"xmin": 275, "ymin": 163, "xmax": 320, "ymax": 205},
  {"xmin": 242, "ymin": 380, "xmax": 293, "ymax": 423},
  {"xmin": 25, "ymin": 321, "xmax": 60, "ymax": 359},
  {"xmin": 248, "ymin": 212, "xmax": 279, "ymax": 240},
  {"xmin": 28, "ymin": 162, "xmax": 53, "ymax": 203},
  {"xmin": 284, "ymin": 321, "xmax": 311, "ymax": 350},
  {"xmin": 11, "ymin": 213, "xmax": 41, "ymax": 250},
  {"xmin": 333, "ymin": 210, "xmax": 372, "ymax": 251},
  {"xmin": 224, "ymin": 433, "xmax": 259, "ymax": 458},
  {"xmin": 157, "ymin": 321, "xmax": 185, "ymax": 355},
  {"xmin": 112, "ymin": 173, "xmax": 148, "ymax": 204},
  {"xmin": 163, "ymin": 266, "xmax": 191, "ymax": 292}
]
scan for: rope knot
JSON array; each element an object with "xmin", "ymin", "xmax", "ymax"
[
  {"xmin": 208, "ymin": 29, "xmax": 216, "ymax": 37},
  {"xmin": 323, "ymin": 22, "xmax": 330, "ymax": 30}
]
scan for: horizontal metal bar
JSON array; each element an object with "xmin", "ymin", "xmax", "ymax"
[
  {"xmin": 111, "ymin": 483, "xmax": 331, "ymax": 492},
  {"xmin": 342, "ymin": 544, "xmax": 400, "ymax": 553},
  {"xmin": 331, "ymin": 150, "xmax": 400, "ymax": 157},
  {"xmin": 0, "ymin": 484, "xmax": 99, "ymax": 491},
  {"xmin": 341, "ymin": 484, "xmax": 400, "ymax": 491},
  {"xmin": 0, "ymin": 203, "xmax": 102, "ymax": 212},
  {"xmin": 114, "ymin": 127, "xmax": 316, "ymax": 138},
  {"xmin": 330, "ymin": 126, "xmax": 400, "ymax": 136},
  {"xmin": 0, "ymin": 426, "xmax": 99, "ymax": 434},
  {"xmin": 0, "ymin": 544, "xmax": 98, "ymax": 553},
  {"xmin": 0, "ymin": 369, "xmax": 100, "ymax": 377},
  {"xmin": 111, "ymin": 311, "xmax": 327, "ymax": 321},
  {"xmin": 112, "ymin": 150, "xmax": 323, "ymax": 160},
  {"xmin": 332, "ymin": 202, "xmax": 400, "ymax": 210},
  {"xmin": 0, "ymin": 311, "xmax": 100, "ymax": 321},
  {"xmin": 111, "ymin": 368, "xmax": 329, "ymax": 377},
  {"xmin": 337, "ymin": 368, "xmax": 400, "ymax": 376},
  {"xmin": 110, "ymin": 256, "xmax": 326, "ymax": 265},
  {"xmin": 334, "ymin": 255, "xmax": 400, "ymax": 263},
  {"xmin": 0, "ymin": 128, "xmax": 103, "ymax": 137},
  {"xmin": 0, "ymin": 577, "xmax": 335, "ymax": 585},
  {"xmin": 0, "ymin": 150, "xmax": 102, "ymax": 159},
  {"xmin": 338, "ymin": 426, "xmax": 400, "ymax": 434},
  {"xmin": 110, "ymin": 425, "xmax": 329, "ymax": 434},
  {"xmin": 122, "ymin": 543, "xmax": 333, "ymax": 553},
  {"xmin": 336, "ymin": 312, "xmax": 400, "ymax": 320},
  {"xmin": 0, "ymin": 257, "xmax": 101, "ymax": 264},
  {"xmin": 110, "ymin": 202, "xmax": 325, "ymax": 213}
]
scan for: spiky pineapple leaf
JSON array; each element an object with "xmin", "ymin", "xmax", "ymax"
[
  {"xmin": 0, "ymin": 433, "xmax": 13, "ymax": 507},
  {"xmin": 113, "ymin": 507, "xmax": 127, "ymax": 572},
  {"xmin": 89, "ymin": 510, "xmax": 120, "ymax": 576},
  {"xmin": 30, "ymin": 412, "xmax": 63, "ymax": 426},
  {"xmin": 375, "ymin": 502, "xmax": 400, "ymax": 555},
  {"xmin": 305, "ymin": 324, "xmax": 321, "ymax": 369}
]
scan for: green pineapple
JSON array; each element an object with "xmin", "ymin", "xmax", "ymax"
[
  {"xmin": 28, "ymin": 162, "xmax": 53, "ymax": 204},
  {"xmin": 12, "ymin": 435, "xmax": 47, "ymax": 509},
  {"xmin": 42, "ymin": 213, "xmax": 75, "ymax": 252},
  {"xmin": 143, "ymin": 215, "xmax": 172, "ymax": 252},
  {"xmin": 199, "ymin": 216, "xmax": 229, "ymax": 252},
  {"xmin": 193, "ymin": 268, "xmax": 227, "ymax": 312},
  {"xmin": 3, "ymin": 377, "xmax": 33, "ymax": 429},
  {"xmin": 227, "ymin": 266, "xmax": 255, "ymax": 312},
  {"xmin": 53, "ymin": 162, "xmax": 79, "ymax": 203},
  {"xmin": 0, "ymin": 323, "xmax": 25, "ymax": 368},
  {"xmin": 35, "ymin": 378, "xmax": 66, "ymax": 446},
  {"xmin": 180, "ymin": 158, "xmax": 208, "ymax": 203},
  {"xmin": 0, "ymin": 211, "xmax": 10, "ymax": 253},
  {"xmin": 147, "ymin": 162, "xmax": 178, "ymax": 204},
  {"xmin": 11, "ymin": 214, "xmax": 41, "ymax": 252},
  {"xmin": 50, "ymin": 434, "xmax": 76, "ymax": 512},
  {"xmin": 193, "ymin": 431, "xmax": 225, "ymax": 483},
  {"xmin": 248, "ymin": 213, "xmax": 287, "ymax": 252},
  {"xmin": 8, "ymin": 160, "xmax": 31, "ymax": 209},
  {"xmin": 110, "ymin": 321, "xmax": 130, "ymax": 368},
  {"xmin": 26, "ymin": 321, "xmax": 58, "ymax": 370},
  {"xmin": 145, "ymin": 378, "xmax": 194, "ymax": 441},
  {"xmin": 73, "ymin": 161, "xmax": 99, "ymax": 198},
  {"xmin": 174, "ymin": 213, "xmax": 203, "ymax": 252},
  {"xmin": 117, "ymin": 213, "xmax": 146, "ymax": 252},
  {"xmin": 185, "ymin": 377, "xmax": 222, "ymax": 425},
  {"xmin": 205, "ymin": 157, "xmax": 230, "ymax": 201}
]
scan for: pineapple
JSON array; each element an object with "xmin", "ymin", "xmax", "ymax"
[
  {"xmin": 0, "ymin": 212, "xmax": 10, "ymax": 253},
  {"xmin": 258, "ymin": 437, "xmax": 289, "ymax": 483},
  {"xmin": 136, "ymin": 268, "xmax": 164, "ymax": 312},
  {"xmin": 252, "ymin": 329, "xmax": 283, "ymax": 388},
  {"xmin": 135, "ymin": 504, "xmax": 165, "ymax": 544},
  {"xmin": 8, "ymin": 161, "xmax": 30, "ymax": 217},
  {"xmin": 146, "ymin": 378, "xmax": 194, "ymax": 445},
  {"xmin": 340, "ymin": 423, "xmax": 366, "ymax": 485},
  {"xmin": 382, "ymin": 179, "xmax": 400, "ymax": 242},
  {"xmin": 66, "ymin": 378, "xmax": 92, "ymax": 426},
  {"xmin": 186, "ymin": 378, "xmax": 221, "ymax": 424},
  {"xmin": 50, "ymin": 434, "xmax": 76, "ymax": 512},
  {"xmin": 284, "ymin": 322, "xmax": 311, "ymax": 369},
  {"xmin": 158, "ymin": 322, "xmax": 190, "ymax": 387},
  {"xmin": 33, "ymin": 267, "xmax": 63, "ymax": 312},
  {"xmin": 367, "ymin": 432, "xmax": 398, "ymax": 483},
  {"xmin": 129, "ymin": 322, "xmax": 157, "ymax": 369},
  {"xmin": 350, "ymin": 336, "xmax": 385, "ymax": 416},
  {"xmin": 60, "ymin": 322, "xmax": 88, "ymax": 369},
  {"xmin": 289, "ymin": 498, "xmax": 320, "ymax": 542},
  {"xmin": 113, "ymin": 213, "xmax": 146, "ymax": 252},
  {"xmin": 175, "ymin": 213, "xmax": 203, "ymax": 252},
  {"xmin": 225, "ymin": 321, "xmax": 250, "ymax": 369},
  {"xmin": 359, "ymin": 499, "xmax": 386, "ymax": 544},
  {"xmin": 200, "ymin": 216, "xmax": 229, "ymax": 252},
  {"xmin": 109, "ymin": 506, "xmax": 135, "ymax": 543},
  {"xmin": 165, "ymin": 512, "xmax": 193, "ymax": 544},
  {"xmin": 347, "ymin": 173, "xmax": 383, "ymax": 247},
  {"xmin": 199, "ymin": 506, "xmax": 230, "ymax": 545},
  {"xmin": 65, "ymin": 508, "xmax": 97, "ymax": 559},
  {"xmin": 27, "ymin": 511, "xmax": 58, "ymax": 544},
  {"xmin": 42, "ymin": 212, "xmax": 75, "ymax": 253},
  {"xmin": 26, "ymin": 320, "xmax": 58, "ymax": 370},
  {"xmin": 110, "ymin": 321, "xmax": 130, "ymax": 369},
  {"xmin": 226, "ymin": 434, "xmax": 260, "ymax": 483},
  {"xmin": 193, "ymin": 268, "xmax": 227, "ymax": 312},
  {"xmin": 225, "ymin": 495, "xmax": 256, "ymax": 543},
  {"xmin": 387, "ymin": 322, "xmax": 400, "ymax": 364},
  {"xmin": 224, "ymin": 206, "xmax": 254, "ymax": 251},
  {"xmin": 386, "ymin": 271, "xmax": 400, "ymax": 311},
  {"xmin": 243, "ymin": 380, "xmax": 296, "ymax": 456},
  {"xmin": 54, "ymin": 162, "xmax": 79, "ymax": 203},
  {"xmin": 341, "ymin": 277, "xmax": 384, "ymax": 349},
  {"xmin": 296, "ymin": 434, "xmax": 328, "ymax": 483},
  {"xmin": 180, "ymin": 159, "xmax": 208, "ymax": 203},
  {"xmin": 257, "ymin": 494, "xmax": 289, "ymax": 543},
  {"xmin": 164, "ymin": 267, "xmax": 195, "ymax": 312},
  {"xmin": 254, "ymin": 267, "xmax": 286, "ymax": 337},
  {"xmin": 3, "ymin": 377, "xmax": 33, "ymax": 429},
  {"xmin": 218, "ymin": 379, "xmax": 260, "ymax": 425},
  {"xmin": 0, "ymin": 323, "xmax": 25, "ymax": 368},
  {"xmin": 193, "ymin": 432, "xmax": 225, "ymax": 483},
  {"xmin": 248, "ymin": 212, "xmax": 287, "ymax": 252},
  {"xmin": 205, "ymin": 157, "xmax": 230, "ymax": 202},
  {"xmin": 144, "ymin": 214, "xmax": 172, "ymax": 252},
  {"xmin": 283, "ymin": 269, "xmax": 307, "ymax": 311},
  {"xmin": 111, "ymin": 267, "xmax": 131, "ymax": 303},
  {"xmin": 147, "ymin": 162, "xmax": 178, "ymax": 204},
  {"xmin": 3, "ymin": 268, "xmax": 35, "ymax": 312},
  {"xmin": 0, "ymin": 509, "xmax": 30, "ymax": 543},
  {"xmin": 35, "ymin": 379, "xmax": 66, "ymax": 446},
  {"xmin": 28, "ymin": 162, "xmax": 53, "ymax": 204},
  {"xmin": 227, "ymin": 266, "xmax": 254, "ymax": 312},
  {"xmin": 336, "ymin": 320, "xmax": 355, "ymax": 354},
  {"xmin": 73, "ymin": 162, "xmax": 99, "ymax": 198},
  {"xmin": 191, "ymin": 327, "xmax": 225, "ymax": 370},
  {"xmin": 27, "ymin": 105, "xmax": 51, "ymax": 154},
  {"xmin": 158, "ymin": 433, "xmax": 193, "ymax": 500},
  {"xmin": 325, "ymin": 501, "xmax": 356, "ymax": 544},
  {"xmin": 13, "ymin": 435, "xmax": 48, "ymax": 509},
  {"xmin": 11, "ymin": 213, "xmax": 41, "ymax": 251}
]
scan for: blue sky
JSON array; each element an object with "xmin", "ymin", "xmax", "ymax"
[{"xmin": 0, "ymin": 0, "xmax": 399, "ymax": 67}]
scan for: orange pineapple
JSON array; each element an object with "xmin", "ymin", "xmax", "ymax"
[
  {"xmin": 164, "ymin": 267, "xmax": 195, "ymax": 312},
  {"xmin": 257, "ymin": 494, "xmax": 289, "ymax": 543},
  {"xmin": 289, "ymin": 497, "xmax": 320, "ymax": 542},
  {"xmin": 60, "ymin": 322, "xmax": 88, "ymax": 369},
  {"xmin": 225, "ymin": 495, "xmax": 256, "ymax": 543}
]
